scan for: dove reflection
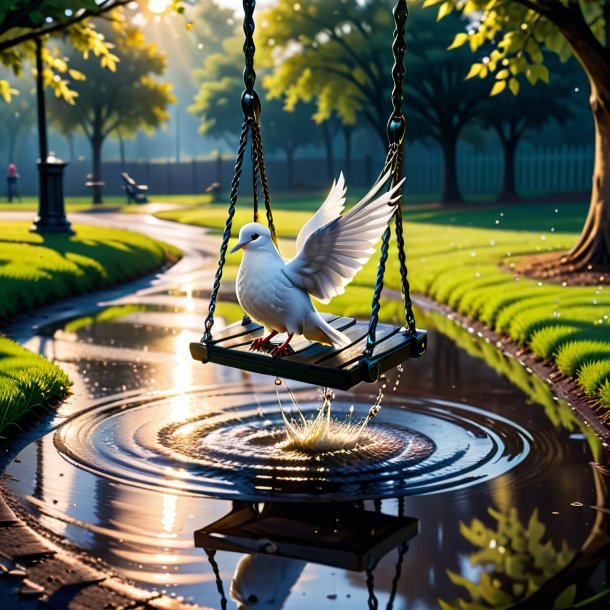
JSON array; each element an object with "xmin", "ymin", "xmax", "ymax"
[{"xmin": 230, "ymin": 555, "xmax": 307, "ymax": 609}]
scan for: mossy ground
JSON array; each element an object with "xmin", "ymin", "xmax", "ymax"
[
  {"xmin": 0, "ymin": 222, "xmax": 180, "ymax": 436},
  {"xmin": 156, "ymin": 195, "xmax": 610, "ymax": 410}
]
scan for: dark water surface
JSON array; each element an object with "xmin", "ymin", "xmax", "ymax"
[{"xmin": 4, "ymin": 305, "xmax": 609, "ymax": 609}]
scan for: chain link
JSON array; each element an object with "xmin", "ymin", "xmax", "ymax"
[
  {"xmin": 364, "ymin": 0, "xmax": 416, "ymax": 358},
  {"xmin": 242, "ymin": 0, "xmax": 256, "ymax": 91}
]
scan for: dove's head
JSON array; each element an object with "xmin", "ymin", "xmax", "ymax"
[{"xmin": 231, "ymin": 222, "xmax": 273, "ymax": 253}]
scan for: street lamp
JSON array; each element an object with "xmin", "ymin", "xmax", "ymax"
[{"xmin": 30, "ymin": 37, "xmax": 73, "ymax": 235}]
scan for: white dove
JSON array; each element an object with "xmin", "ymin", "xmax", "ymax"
[{"xmin": 230, "ymin": 170, "xmax": 405, "ymax": 358}]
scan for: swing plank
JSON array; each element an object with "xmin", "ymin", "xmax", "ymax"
[
  {"xmin": 195, "ymin": 502, "xmax": 419, "ymax": 571},
  {"xmin": 189, "ymin": 315, "xmax": 427, "ymax": 390}
]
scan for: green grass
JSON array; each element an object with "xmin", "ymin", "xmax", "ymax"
[
  {"xmin": 0, "ymin": 221, "xmax": 181, "ymax": 435},
  {"xmin": 0, "ymin": 193, "xmax": 212, "ymax": 212},
  {"xmin": 159, "ymin": 196, "xmax": 610, "ymax": 411},
  {"xmin": 0, "ymin": 337, "xmax": 71, "ymax": 438}
]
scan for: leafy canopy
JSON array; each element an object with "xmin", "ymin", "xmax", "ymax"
[
  {"xmin": 0, "ymin": 1, "xmax": 133, "ymax": 103},
  {"xmin": 259, "ymin": 0, "xmax": 397, "ymax": 140},
  {"xmin": 424, "ymin": 0, "xmax": 605, "ymax": 96},
  {"xmin": 48, "ymin": 20, "xmax": 174, "ymax": 142}
]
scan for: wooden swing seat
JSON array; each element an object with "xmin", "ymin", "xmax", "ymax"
[
  {"xmin": 195, "ymin": 501, "xmax": 418, "ymax": 571},
  {"xmin": 190, "ymin": 314, "xmax": 427, "ymax": 390}
]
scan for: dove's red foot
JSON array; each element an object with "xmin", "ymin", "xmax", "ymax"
[
  {"xmin": 250, "ymin": 330, "xmax": 278, "ymax": 352},
  {"xmin": 271, "ymin": 333, "xmax": 294, "ymax": 358}
]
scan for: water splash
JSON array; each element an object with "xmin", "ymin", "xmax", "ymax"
[{"xmin": 275, "ymin": 379, "xmax": 388, "ymax": 454}]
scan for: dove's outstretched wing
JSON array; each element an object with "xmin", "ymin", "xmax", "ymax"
[
  {"xmin": 285, "ymin": 171, "xmax": 404, "ymax": 304},
  {"xmin": 295, "ymin": 173, "xmax": 347, "ymax": 254}
]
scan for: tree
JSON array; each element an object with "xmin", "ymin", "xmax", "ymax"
[
  {"xmin": 0, "ymin": 0, "xmax": 129, "ymax": 103},
  {"xmin": 426, "ymin": 0, "xmax": 610, "ymax": 268},
  {"xmin": 260, "ymin": 0, "xmax": 489, "ymax": 203},
  {"xmin": 264, "ymin": 99, "xmax": 322, "ymax": 188},
  {"xmin": 260, "ymin": 0, "xmax": 394, "ymax": 149},
  {"xmin": 478, "ymin": 58, "xmax": 578, "ymax": 201},
  {"xmin": 189, "ymin": 33, "xmax": 243, "ymax": 144},
  {"xmin": 0, "ymin": 82, "xmax": 35, "ymax": 163},
  {"xmin": 49, "ymin": 21, "xmax": 174, "ymax": 203},
  {"xmin": 404, "ymin": 9, "xmax": 489, "ymax": 202}
]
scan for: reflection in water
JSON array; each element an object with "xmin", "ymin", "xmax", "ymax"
[
  {"xmin": 199, "ymin": 500, "xmax": 417, "ymax": 610},
  {"xmin": 231, "ymin": 555, "xmax": 307, "ymax": 609},
  {"xmin": 3, "ymin": 303, "xmax": 609, "ymax": 607}
]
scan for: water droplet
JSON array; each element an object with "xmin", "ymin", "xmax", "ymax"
[
  {"xmin": 570, "ymin": 501, "xmax": 583, "ymax": 507},
  {"xmin": 275, "ymin": 378, "xmax": 282, "ymax": 385}
]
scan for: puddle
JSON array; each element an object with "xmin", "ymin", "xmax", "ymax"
[{"xmin": 4, "ymin": 304, "xmax": 609, "ymax": 608}]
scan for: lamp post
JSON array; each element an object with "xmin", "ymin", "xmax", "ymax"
[{"xmin": 30, "ymin": 37, "xmax": 73, "ymax": 235}]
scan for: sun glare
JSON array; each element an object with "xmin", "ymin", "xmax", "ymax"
[{"xmin": 148, "ymin": 0, "xmax": 171, "ymax": 14}]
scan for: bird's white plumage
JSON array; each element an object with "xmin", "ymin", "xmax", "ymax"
[
  {"xmin": 285, "ymin": 169, "xmax": 404, "ymax": 303},
  {"xmin": 232, "ymin": 170, "xmax": 404, "ymax": 348},
  {"xmin": 295, "ymin": 173, "xmax": 346, "ymax": 254}
]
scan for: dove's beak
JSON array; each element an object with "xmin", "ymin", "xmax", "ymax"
[{"xmin": 230, "ymin": 240, "xmax": 248, "ymax": 253}]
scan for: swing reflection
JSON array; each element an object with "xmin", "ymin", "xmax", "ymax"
[{"xmin": 195, "ymin": 499, "xmax": 418, "ymax": 609}]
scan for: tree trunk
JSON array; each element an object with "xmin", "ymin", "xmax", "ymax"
[
  {"xmin": 8, "ymin": 126, "xmax": 19, "ymax": 163},
  {"xmin": 118, "ymin": 133, "xmax": 126, "ymax": 171},
  {"xmin": 343, "ymin": 125, "xmax": 352, "ymax": 180},
  {"xmin": 321, "ymin": 125, "xmax": 334, "ymax": 183},
  {"xmin": 498, "ymin": 136, "xmax": 518, "ymax": 201},
  {"xmin": 440, "ymin": 134, "xmax": 462, "ymax": 203},
  {"xmin": 544, "ymin": 10, "xmax": 610, "ymax": 268},
  {"xmin": 285, "ymin": 146, "xmax": 295, "ymax": 189},
  {"xmin": 565, "ymin": 80, "xmax": 610, "ymax": 266},
  {"xmin": 90, "ymin": 133, "xmax": 105, "ymax": 205},
  {"xmin": 66, "ymin": 134, "xmax": 75, "ymax": 162}
]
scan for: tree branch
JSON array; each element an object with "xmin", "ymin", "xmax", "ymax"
[
  {"xmin": 0, "ymin": 0, "xmax": 47, "ymax": 36},
  {"xmin": 0, "ymin": 0, "xmax": 132, "ymax": 53}
]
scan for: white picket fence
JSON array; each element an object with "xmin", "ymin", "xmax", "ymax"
[{"xmin": 405, "ymin": 144, "xmax": 594, "ymax": 196}]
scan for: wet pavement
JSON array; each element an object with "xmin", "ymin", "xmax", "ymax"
[{"xmin": 1, "ymin": 211, "xmax": 609, "ymax": 609}]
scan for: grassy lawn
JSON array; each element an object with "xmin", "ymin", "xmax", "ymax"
[
  {"xmin": 157, "ymin": 196, "xmax": 610, "ymax": 411},
  {"xmin": 0, "ymin": 222, "xmax": 181, "ymax": 437},
  {"xmin": 0, "ymin": 193, "xmax": 212, "ymax": 212}
]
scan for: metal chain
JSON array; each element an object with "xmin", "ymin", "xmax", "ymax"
[
  {"xmin": 202, "ymin": 120, "xmax": 250, "ymax": 342},
  {"xmin": 390, "ymin": 0, "xmax": 407, "ymax": 120},
  {"xmin": 242, "ymin": 0, "xmax": 256, "ymax": 91},
  {"xmin": 251, "ymin": 120, "xmax": 279, "ymax": 250},
  {"xmin": 204, "ymin": 549, "xmax": 228, "ymax": 610},
  {"xmin": 364, "ymin": 0, "xmax": 414, "ymax": 357}
]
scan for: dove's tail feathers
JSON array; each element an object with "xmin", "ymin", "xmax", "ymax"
[{"xmin": 304, "ymin": 311, "xmax": 351, "ymax": 348}]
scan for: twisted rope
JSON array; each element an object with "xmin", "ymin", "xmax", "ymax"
[
  {"xmin": 252, "ymin": 141, "xmax": 259, "ymax": 222},
  {"xmin": 366, "ymin": 569, "xmax": 379, "ymax": 610},
  {"xmin": 393, "ymin": 145, "xmax": 416, "ymax": 335},
  {"xmin": 202, "ymin": 121, "xmax": 250, "ymax": 342},
  {"xmin": 251, "ymin": 120, "xmax": 279, "ymax": 250}
]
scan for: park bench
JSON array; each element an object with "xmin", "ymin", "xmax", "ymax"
[
  {"xmin": 205, "ymin": 181, "xmax": 221, "ymax": 203},
  {"xmin": 121, "ymin": 172, "xmax": 148, "ymax": 203}
]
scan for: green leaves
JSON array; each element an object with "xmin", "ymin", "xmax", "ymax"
[
  {"xmin": 441, "ymin": 506, "xmax": 575, "ymax": 610},
  {"xmin": 425, "ymin": 0, "xmax": 602, "ymax": 102}
]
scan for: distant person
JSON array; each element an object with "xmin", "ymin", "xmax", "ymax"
[{"xmin": 7, "ymin": 163, "xmax": 20, "ymax": 202}]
